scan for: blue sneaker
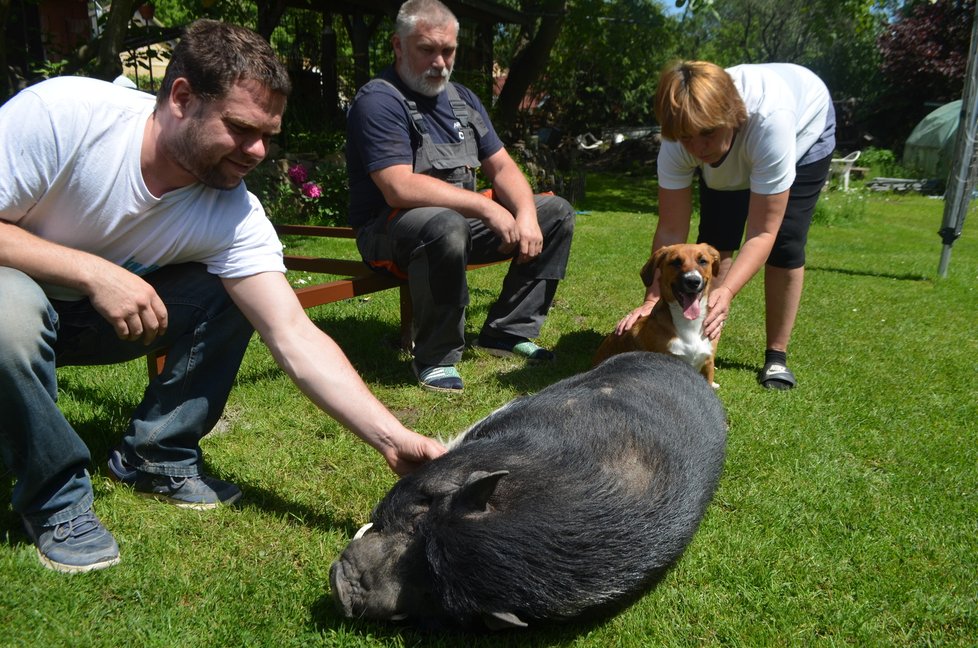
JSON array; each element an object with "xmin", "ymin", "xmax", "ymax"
[
  {"xmin": 133, "ymin": 472, "xmax": 242, "ymax": 510},
  {"xmin": 412, "ymin": 362, "xmax": 464, "ymax": 393},
  {"xmin": 107, "ymin": 446, "xmax": 138, "ymax": 484},
  {"xmin": 474, "ymin": 335, "xmax": 555, "ymax": 363},
  {"xmin": 23, "ymin": 509, "xmax": 121, "ymax": 574},
  {"xmin": 109, "ymin": 446, "xmax": 241, "ymax": 510}
]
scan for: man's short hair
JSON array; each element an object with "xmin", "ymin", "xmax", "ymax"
[
  {"xmin": 395, "ymin": 0, "xmax": 459, "ymax": 39},
  {"xmin": 654, "ymin": 60, "xmax": 747, "ymax": 142},
  {"xmin": 157, "ymin": 19, "xmax": 291, "ymax": 107}
]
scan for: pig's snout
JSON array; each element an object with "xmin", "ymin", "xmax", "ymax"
[{"xmin": 329, "ymin": 559, "xmax": 358, "ymax": 617}]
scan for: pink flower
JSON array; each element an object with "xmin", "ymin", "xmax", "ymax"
[
  {"xmin": 287, "ymin": 164, "xmax": 308, "ymax": 185},
  {"xmin": 301, "ymin": 182, "xmax": 322, "ymax": 199}
]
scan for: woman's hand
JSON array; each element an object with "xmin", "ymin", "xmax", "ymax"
[{"xmin": 704, "ymin": 285, "xmax": 733, "ymax": 340}]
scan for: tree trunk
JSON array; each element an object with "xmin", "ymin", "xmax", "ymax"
[
  {"xmin": 321, "ymin": 15, "xmax": 341, "ymax": 126},
  {"xmin": 494, "ymin": 0, "xmax": 567, "ymax": 136},
  {"xmin": 93, "ymin": 0, "xmax": 139, "ymax": 80},
  {"xmin": 257, "ymin": 0, "xmax": 289, "ymax": 41},
  {"xmin": 344, "ymin": 11, "xmax": 383, "ymax": 92}
]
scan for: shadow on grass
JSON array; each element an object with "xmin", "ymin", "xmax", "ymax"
[
  {"xmin": 490, "ymin": 329, "xmax": 605, "ymax": 394},
  {"xmin": 807, "ymin": 264, "xmax": 929, "ymax": 282},
  {"xmin": 715, "ymin": 355, "xmax": 761, "ymax": 375},
  {"xmin": 577, "ymin": 173, "xmax": 659, "ymax": 214},
  {"xmin": 0, "ymin": 461, "xmax": 364, "ymax": 555},
  {"xmin": 303, "ymin": 285, "xmax": 598, "ymax": 391},
  {"xmin": 307, "ymin": 312, "xmax": 414, "ymax": 387},
  {"xmin": 233, "ymin": 480, "xmax": 363, "ymax": 537},
  {"xmin": 308, "ymin": 591, "xmax": 628, "ymax": 647}
]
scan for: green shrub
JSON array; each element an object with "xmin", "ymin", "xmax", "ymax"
[{"xmin": 857, "ymin": 146, "xmax": 911, "ymax": 178}]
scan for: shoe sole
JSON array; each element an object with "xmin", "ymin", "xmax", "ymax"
[
  {"xmin": 412, "ymin": 364, "xmax": 463, "ymax": 393},
  {"xmin": 36, "ymin": 549, "xmax": 120, "ymax": 574},
  {"xmin": 758, "ymin": 365, "xmax": 797, "ymax": 390},
  {"xmin": 472, "ymin": 343, "xmax": 552, "ymax": 364},
  {"xmin": 135, "ymin": 489, "xmax": 242, "ymax": 511},
  {"xmin": 417, "ymin": 380, "xmax": 463, "ymax": 394}
]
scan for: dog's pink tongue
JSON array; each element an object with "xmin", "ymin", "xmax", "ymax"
[{"xmin": 678, "ymin": 293, "xmax": 701, "ymax": 320}]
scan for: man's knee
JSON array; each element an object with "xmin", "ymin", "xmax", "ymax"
[
  {"xmin": 419, "ymin": 210, "xmax": 470, "ymax": 250},
  {"xmin": 408, "ymin": 210, "xmax": 471, "ymax": 269},
  {"xmin": 0, "ymin": 268, "xmax": 55, "ymax": 359},
  {"xmin": 536, "ymin": 195, "xmax": 576, "ymax": 242}
]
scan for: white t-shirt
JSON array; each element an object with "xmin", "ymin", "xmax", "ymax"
[
  {"xmin": 657, "ymin": 63, "xmax": 832, "ymax": 195},
  {"xmin": 0, "ymin": 76, "xmax": 285, "ymax": 301}
]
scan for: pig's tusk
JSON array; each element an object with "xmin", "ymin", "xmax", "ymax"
[{"xmin": 353, "ymin": 522, "xmax": 374, "ymax": 539}]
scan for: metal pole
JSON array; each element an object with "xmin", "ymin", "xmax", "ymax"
[{"xmin": 938, "ymin": 1, "xmax": 978, "ymax": 277}]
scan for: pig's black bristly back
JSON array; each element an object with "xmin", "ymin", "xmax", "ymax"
[{"xmin": 379, "ymin": 352, "xmax": 727, "ymax": 627}]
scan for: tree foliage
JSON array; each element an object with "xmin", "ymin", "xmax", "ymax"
[
  {"xmin": 494, "ymin": 0, "xmax": 567, "ymax": 136},
  {"xmin": 868, "ymin": 0, "xmax": 975, "ymax": 147},
  {"xmin": 5, "ymin": 0, "xmax": 971, "ymax": 156},
  {"xmin": 497, "ymin": 0, "xmax": 675, "ymax": 137},
  {"xmin": 672, "ymin": 0, "xmax": 885, "ymax": 99},
  {"xmin": 878, "ymin": 0, "xmax": 973, "ymax": 104}
]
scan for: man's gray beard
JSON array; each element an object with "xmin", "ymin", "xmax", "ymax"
[{"xmin": 397, "ymin": 59, "xmax": 451, "ymax": 97}]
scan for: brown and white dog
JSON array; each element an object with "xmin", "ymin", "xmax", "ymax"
[{"xmin": 593, "ymin": 243, "xmax": 721, "ymax": 385}]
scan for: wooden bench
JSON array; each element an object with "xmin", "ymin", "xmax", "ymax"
[
  {"xmin": 273, "ymin": 223, "xmax": 409, "ymax": 329},
  {"xmin": 145, "ymin": 223, "xmax": 504, "ymax": 379}
]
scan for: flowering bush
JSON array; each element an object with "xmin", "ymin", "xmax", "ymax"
[
  {"xmin": 286, "ymin": 162, "xmax": 328, "ymax": 199},
  {"xmin": 247, "ymin": 154, "xmax": 348, "ymax": 226},
  {"xmin": 287, "ymin": 163, "xmax": 308, "ymax": 185}
]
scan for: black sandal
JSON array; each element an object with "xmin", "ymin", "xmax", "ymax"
[{"xmin": 759, "ymin": 361, "xmax": 797, "ymax": 390}]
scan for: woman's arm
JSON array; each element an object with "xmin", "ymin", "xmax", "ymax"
[
  {"xmin": 614, "ymin": 186, "xmax": 692, "ymax": 334},
  {"xmin": 702, "ymin": 189, "xmax": 788, "ymax": 338}
]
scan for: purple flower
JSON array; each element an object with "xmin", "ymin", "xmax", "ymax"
[
  {"xmin": 287, "ymin": 164, "xmax": 308, "ymax": 185},
  {"xmin": 301, "ymin": 182, "xmax": 322, "ymax": 199}
]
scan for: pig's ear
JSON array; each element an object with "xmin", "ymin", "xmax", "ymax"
[
  {"xmin": 483, "ymin": 610, "xmax": 528, "ymax": 630},
  {"xmin": 452, "ymin": 470, "xmax": 509, "ymax": 514}
]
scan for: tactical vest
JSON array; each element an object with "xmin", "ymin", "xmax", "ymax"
[{"xmin": 368, "ymin": 79, "xmax": 490, "ymax": 191}]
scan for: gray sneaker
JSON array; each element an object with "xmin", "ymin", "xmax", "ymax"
[
  {"xmin": 23, "ymin": 509, "xmax": 121, "ymax": 574},
  {"xmin": 134, "ymin": 472, "xmax": 242, "ymax": 510}
]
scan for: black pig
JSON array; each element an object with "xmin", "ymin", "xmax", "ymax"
[{"xmin": 329, "ymin": 352, "xmax": 727, "ymax": 630}]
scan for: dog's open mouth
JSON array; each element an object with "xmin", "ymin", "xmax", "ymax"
[{"xmin": 676, "ymin": 290, "xmax": 702, "ymax": 320}]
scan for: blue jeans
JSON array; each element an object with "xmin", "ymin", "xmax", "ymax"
[{"xmin": 0, "ymin": 264, "xmax": 254, "ymax": 527}]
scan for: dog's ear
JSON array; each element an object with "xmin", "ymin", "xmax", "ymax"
[
  {"xmin": 639, "ymin": 257, "xmax": 656, "ymax": 287},
  {"xmin": 704, "ymin": 244, "xmax": 721, "ymax": 278},
  {"xmin": 651, "ymin": 245, "xmax": 672, "ymax": 269},
  {"xmin": 641, "ymin": 246, "xmax": 670, "ymax": 287}
]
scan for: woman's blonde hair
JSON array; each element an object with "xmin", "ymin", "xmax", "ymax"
[{"xmin": 654, "ymin": 60, "xmax": 747, "ymax": 141}]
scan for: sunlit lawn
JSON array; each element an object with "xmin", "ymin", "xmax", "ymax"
[{"xmin": 1, "ymin": 174, "xmax": 975, "ymax": 646}]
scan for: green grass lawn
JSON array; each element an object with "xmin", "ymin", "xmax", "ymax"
[{"xmin": 2, "ymin": 174, "xmax": 976, "ymax": 646}]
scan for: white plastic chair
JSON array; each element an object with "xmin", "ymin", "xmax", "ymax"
[
  {"xmin": 827, "ymin": 150, "xmax": 861, "ymax": 191},
  {"xmin": 575, "ymin": 132, "xmax": 603, "ymax": 151}
]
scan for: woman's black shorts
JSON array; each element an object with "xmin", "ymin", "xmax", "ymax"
[{"xmin": 696, "ymin": 153, "xmax": 832, "ymax": 269}]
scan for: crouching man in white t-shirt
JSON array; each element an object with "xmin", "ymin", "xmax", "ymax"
[{"xmin": 0, "ymin": 19, "xmax": 445, "ymax": 573}]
